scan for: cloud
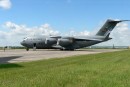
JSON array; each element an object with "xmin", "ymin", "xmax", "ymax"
[
  {"xmin": 0, "ymin": 22, "xmax": 59, "ymax": 46},
  {"xmin": 0, "ymin": 21, "xmax": 130, "ymax": 46},
  {"xmin": 4, "ymin": 21, "xmax": 59, "ymax": 36},
  {"xmin": 0, "ymin": 0, "xmax": 11, "ymax": 9},
  {"xmin": 66, "ymin": 30, "xmax": 90, "ymax": 36}
]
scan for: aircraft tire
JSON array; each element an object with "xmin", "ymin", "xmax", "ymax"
[
  {"xmin": 64, "ymin": 49, "xmax": 74, "ymax": 51},
  {"xmin": 60, "ymin": 49, "xmax": 64, "ymax": 51},
  {"xmin": 26, "ymin": 48, "xmax": 29, "ymax": 51}
]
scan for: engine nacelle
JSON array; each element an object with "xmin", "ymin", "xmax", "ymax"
[
  {"xmin": 57, "ymin": 38, "xmax": 73, "ymax": 46},
  {"xmin": 45, "ymin": 38, "xmax": 57, "ymax": 45}
]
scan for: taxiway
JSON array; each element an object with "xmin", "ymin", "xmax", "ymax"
[{"xmin": 0, "ymin": 49, "xmax": 122, "ymax": 63}]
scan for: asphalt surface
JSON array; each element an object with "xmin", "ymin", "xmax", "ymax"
[{"xmin": 0, "ymin": 49, "xmax": 122, "ymax": 63}]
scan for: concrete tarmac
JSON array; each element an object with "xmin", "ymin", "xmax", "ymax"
[{"xmin": 0, "ymin": 49, "xmax": 122, "ymax": 63}]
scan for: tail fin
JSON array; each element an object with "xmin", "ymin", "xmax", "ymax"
[{"xmin": 96, "ymin": 19, "xmax": 130, "ymax": 37}]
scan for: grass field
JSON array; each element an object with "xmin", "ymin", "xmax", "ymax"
[{"xmin": 0, "ymin": 50, "xmax": 130, "ymax": 87}]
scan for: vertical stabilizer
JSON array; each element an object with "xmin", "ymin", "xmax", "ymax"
[{"xmin": 96, "ymin": 19, "xmax": 127, "ymax": 37}]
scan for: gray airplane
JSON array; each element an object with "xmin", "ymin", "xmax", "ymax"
[{"xmin": 21, "ymin": 19, "xmax": 129, "ymax": 51}]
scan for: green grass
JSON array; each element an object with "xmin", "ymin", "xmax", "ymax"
[{"xmin": 0, "ymin": 50, "xmax": 130, "ymax": 87}]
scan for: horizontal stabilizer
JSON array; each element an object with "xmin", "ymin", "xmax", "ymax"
[{"xmin": 116, "ymin": 20, "xmax": 130, "ymax": 22}]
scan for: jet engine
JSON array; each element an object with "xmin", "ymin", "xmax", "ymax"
[
  {"xmin": 45, "ymin": 38, "xmax": 57, "ymax": 45},
  {"xmin": 57, "ymin": 38, "xmax": 74, "ymax": 46}
]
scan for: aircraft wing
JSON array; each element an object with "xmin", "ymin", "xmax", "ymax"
[
  {"xmin": 62, "ymin": 36, "xmax": 103, "ymax": 41},
  {"xmin": 50, "ymin": 35, "xmax": 102, "ymax": 41},
  {"xmin": 50, "ymin": 36, "xmax": 61, "ymax": 38},
  {"xmin": 73, "ymin": 37, "xmax": 103, "ymax": 41}
]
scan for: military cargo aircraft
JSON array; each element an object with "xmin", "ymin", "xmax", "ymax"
[{"xmin": 21, "ymin": 19, "xmax": 129, "ymax": 51}]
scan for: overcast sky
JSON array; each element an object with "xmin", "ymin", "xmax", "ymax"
[{"xmin": 0, "ymin": 0, "xmax": 130, "ymax": 46}]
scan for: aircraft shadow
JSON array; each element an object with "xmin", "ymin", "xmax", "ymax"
[
  {"xmin": 37, "ymin": 49, "xmax": 99, "ymax": 52},
  {"xmin": 31, "ymin": 49, "xmax": 92, "ymax": 51},
  {"xmin": 0, "ymin": 56, "xmax": 22, "ymax": 64}
]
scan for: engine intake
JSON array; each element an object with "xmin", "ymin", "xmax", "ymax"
[{"xmin": 45, "ymin": 38, "xmax": 57, "ymax": 45}]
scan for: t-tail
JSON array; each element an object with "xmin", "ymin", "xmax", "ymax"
[{"xmin": 96, "ymin": 19, "xmax": 130, "ymax": 40}]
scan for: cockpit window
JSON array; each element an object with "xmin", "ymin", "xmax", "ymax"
[{"xmin": 23, "ymin": 37, "xmax": 28, "ymax": 41}]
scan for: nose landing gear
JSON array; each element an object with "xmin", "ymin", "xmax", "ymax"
[
  {"xmin": 33, "ymin": 43, "xmax": 36, "ymax": 51},
  {"xmin": 26, "ymin": 47, "xmax": 29, "ymax": 51}
]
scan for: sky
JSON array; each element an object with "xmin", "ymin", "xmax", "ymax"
[{"xmin": 0, "ymin": 0, "xmax": 130, "ymax": 46}]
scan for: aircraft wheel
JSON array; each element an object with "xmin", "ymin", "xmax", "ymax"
[
  {"xmin": 33, "ymin": 47, "xmax": 36, "ymax": 51},
  {"xmin": 65, "ymin": 49, "xmax": 74, "ymax": 51},
  {"xmin": 60, "ymin": 49, "xmax": 64, "ymax": 51},
  {"xmin": 70, "ymin": 49, "xmax": 74, "ymax": 51},
  {"xmin": 26, "ymin": 48, "xmax": 29, "ymax": 51}
]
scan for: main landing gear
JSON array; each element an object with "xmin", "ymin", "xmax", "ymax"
[
  {"xmin": 26, "ymin": 43, "xmax": 36, "ymax": 51},
  {"xmin": 33, "ymin": 43, "xmax": 36, "ymax": 51},
  {"xmin": 60, "ymin": 48, "xmax": 75, "ymax": 51}
]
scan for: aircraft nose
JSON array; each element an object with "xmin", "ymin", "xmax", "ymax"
[
  {"xmin": 21, "ymin": 41, "xmax": 25, "ymax": 46},
  {"xmin": 20, "ymin": 41, "xmax": 23, "ymax": 45}
]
